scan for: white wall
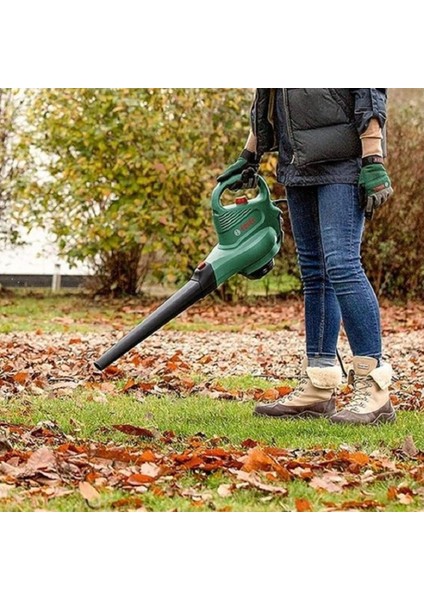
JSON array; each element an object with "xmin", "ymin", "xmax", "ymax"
[{"xmin": 1, "ymin": 228, "xmax": 90, "ymax": 275}]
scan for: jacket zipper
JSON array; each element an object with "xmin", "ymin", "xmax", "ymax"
[{"xmin": 282, "ymin": 89, "xmax": 298, "ymax": 165}]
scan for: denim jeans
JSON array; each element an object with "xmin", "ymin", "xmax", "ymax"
[{"xmin": 286, "ymin": 184, "xmax": 382, "ymax": 366}]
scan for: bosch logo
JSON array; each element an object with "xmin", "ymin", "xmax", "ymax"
[
  {"xmin": 240, "ymin": 216, "xmax": 256, "ymax": 232},
  {"xmin": 234, "ymin": 229, "xmax": 241, "ymax": 237}
]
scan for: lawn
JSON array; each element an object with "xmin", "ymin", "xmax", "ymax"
[{"xmin": 0, "ymin": 290, "xmax": 423, "ymax": 511}]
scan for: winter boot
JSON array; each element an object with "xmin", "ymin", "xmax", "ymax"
[
  {"xmin": 330, "ymin": 356, "xmax": 395, "ymax": 425},
  {"xmin": 254, "ymin": 358, "xmax": 342, "ymax": 419}
]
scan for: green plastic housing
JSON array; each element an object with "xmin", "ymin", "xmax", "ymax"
[{"xmin": 206, "ymin": 174, "xmax": 283, "ymax": 286}]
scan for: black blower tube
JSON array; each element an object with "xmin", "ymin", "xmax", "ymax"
[{"xmin": 94, "ymin": 263, "xmax": 217, "ymax": 371}]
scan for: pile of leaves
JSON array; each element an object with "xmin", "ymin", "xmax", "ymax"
[
  {"xmin": 1, "ymin": 421, "xmax": 423, "ymax": 511},
  {"xmin": 1, "ymin": 306, "xmax": 423, "ymax": 410}
]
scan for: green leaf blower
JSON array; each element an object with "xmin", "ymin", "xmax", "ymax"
[{"xmin": 94, "ymin": 174, "xmax": 283, "ymax": 371}]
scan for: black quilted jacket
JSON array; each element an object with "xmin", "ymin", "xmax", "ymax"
[{"xmin": 251, "ymin": 88, "xmax": 387, "ymax": 170}]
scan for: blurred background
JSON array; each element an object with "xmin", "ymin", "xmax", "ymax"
[{"xmin": 1, "ymin": 88, "xmax": 423, "ymax": 300}]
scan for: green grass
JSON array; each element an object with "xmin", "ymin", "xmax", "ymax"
[
  {"xmin": 2, "ymin": 391, "xmax": 423, "ymax": 450},
  {"xmin": 0, "ymin": 288, "xmax": 296, "ymax": 334}
]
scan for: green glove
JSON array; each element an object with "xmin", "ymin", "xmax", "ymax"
[
  {"xmin": 358, "ymin": 156, "xmax": 393, "ymax": 220},
  {"xmin": 217, "ymin": 149, "xmax": 259, "ymax": 190}
]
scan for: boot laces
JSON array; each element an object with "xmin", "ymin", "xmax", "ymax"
[
  {"xmin": 279, "ymin": 375, "xmax": 308, "ymax": 404},
  {"xmin": 349, "ymin": 374, "xmax": 374, "ymax": 413}
]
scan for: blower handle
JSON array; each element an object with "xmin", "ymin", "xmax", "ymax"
[{"xmin": 211, "ymin": 174, "xmax": 271, "ymax": 216}]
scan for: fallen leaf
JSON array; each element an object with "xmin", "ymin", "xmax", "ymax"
[
  {"xmin": 217, "ymin": 484, "xmax": 233, "ymax": 498},
  {"xmin": 140, "ymin": 462, "xmax": 161, "ymax": 478},
  {"xmin": 241, "ymin": 438, "xmax": 258, "ymax": 449},
  {"xmin": 198, "ymin": 355, "xmax": 212, "ymax": 364},
  {"xmin": 127, "ymin": 473, "xmax": 155, "ymax": 486},
  {"xmin": 25, "ymin": 447, "xmax": 56, "ymax": 475},
  {"xmin": 79, "ymin": 481, "xmax": 100, "ymax": 503},
  {"xmin": 277, "ymin": 386, "xmax": 293, "ymax": 397},
  {"xmin": 13, "ymin": 372, "xmax": 29, "ymax": 385},
  {"xmin": 295, "ymin": 498, "xmax": 312, "ymax": 512},
  {"xmin": 326, "ymin": 499, "xmax": 382, "ymax": 511},
  {"xmin": 112, "ymin": 424, "xmax": 155, "ymax": 438},
  {"xmin": 236, "ymin": 471, "xmax": 288, "ymax": 495},
  {"xmin": 242, "ymin": 447, "xmax": 291, "ymax": 481},
  {"xmin": 112, "ymin": 497, "xmax": 145, "ymax": 510},
  {"xmin": 348, "ymin": 452, "xmax": 370, "ymax": 466},
  {"xmin": 257, "ymin": 388, "xmax": 279, "ymax": 402},
  {"xmin": 309, "ymin": 473, "xmax": 347, "ymax": 493},
  {"xmin": 401, "ymin": 435, "xmax": 418, "ymax": 458},
  {"xmin": 398, "ymin": 493, "xmax": 414, "ymax": 505},
  {"xmin": 123, "ymin": 379, "xmax": 138, "ymax": 392}
]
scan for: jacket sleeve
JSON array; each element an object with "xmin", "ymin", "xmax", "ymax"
[
  {"xmin": 350, "ymin": 88, "xmax": 388, "ymax": 134},
  {"xmin": 250, "ymin": 88, "xmax": 278, "ymax": 156}
]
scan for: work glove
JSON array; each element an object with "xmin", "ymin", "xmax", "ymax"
[
  {"xmin": 358, "ymin": 156, "xmax": 393, "ymax": 221},
  {"xmin": 217, "ymin": 149, "xmax": 259, "ymax": 190}
]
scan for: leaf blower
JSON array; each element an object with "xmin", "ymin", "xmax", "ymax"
[{"xmin": 94, "ymin": 174, "xmax": 283, "ymax": 371}]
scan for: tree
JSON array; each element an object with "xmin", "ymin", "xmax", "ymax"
[
  {"xmin": 14, "ymin": 88, "xmax": 253, "ymax": 294},
  {"xmin": 0, "ymin": 88, "xmax": 21, "ymax": 243}
]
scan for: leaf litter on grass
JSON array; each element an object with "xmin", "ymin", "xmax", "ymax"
[
  {"xmin": 1, "ymin": 323, "xmax": 423, "ymax": 410},
  {"xmin": 1, "ymin": 420, "xmax": 423, "ymax": 511}
]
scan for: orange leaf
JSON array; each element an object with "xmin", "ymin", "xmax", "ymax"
[
  {"xmin": 387, "ymin": 487, "xmax": 398, "ymax": 501},
  {"xmin": 277, "ymin": 386, "xmax": 293, "ymax": 397},
  {"xmin": 242, "ymin": 447, "xmax": 291, "ymax": 481},
  {"xmin": 259, "ymin": 388, "xmax": 279, "ymax": 401},
  {"xmin": 127, "ymin": 473, "xmax": 155, "ymax": 485},
  {"xmin": 123, "ymin": 379, "xmax": 137, "ymax": 392},
  {"xmin": 138, "ymin": 449, "xmax": 157, "ymax": 463},
  {"xmin": 349, "ymin": 452, "xmax": 370, "ymax": 466},
  {"xmin": 166, "ymin": 361, "xmax": 178, "ymax": 371},
  {"xmin": 13, "ymin": 372, "xmax": 29, "ymax": 385},
  {"xmin": 295, "ymin": 498, "xmax": 313, "ymax": 512},
  {"xmin": 199, "ymin": 355, "xmax": 212, "ymax": 365}
]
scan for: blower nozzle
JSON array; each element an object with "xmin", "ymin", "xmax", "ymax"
[{"xmin": 94, "ymin": 263, "xmax": 217, "ymax": 370}]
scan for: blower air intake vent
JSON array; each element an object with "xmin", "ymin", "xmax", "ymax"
[{"xmin": 217, "ymin": 208, "xmax": 251, "ymax": 232}]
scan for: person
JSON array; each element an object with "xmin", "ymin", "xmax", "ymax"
[{"xmin": 218, "ymin": 88, "xmax": 395, "ymax": 425}]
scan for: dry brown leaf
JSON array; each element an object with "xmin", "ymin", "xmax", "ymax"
[
  {"xmin": 25, "ymin": 447, "xmax": 56, "ymax": 475},
  {"xmin": 79, "ymin": 481, "xmax": 100, "ymax": 502},
  {"xmin": 236, "ymin": 471, "xmax": 288, "ymax": 496},
  {"xmin": 112, "ymin": 424, "xmax": 155, "ymax": 438},
  {"xmin": 217, "ymin": 484, "xmax": 233, "ymax": 498},
  {"xmin": 140, "ymin": 462, "xmax": 161, "ymax": 478},
  {"xmin": 401, "ymin": 435, "xmax": 418, "ymax": 458},
  {"xmin": 309, "ymin": 473, "xmax": 347, "ymax": 493}
]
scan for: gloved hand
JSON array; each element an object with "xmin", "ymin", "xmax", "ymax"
[
  {"xmin": 358, "ymin": 156, "xmax": 393, "ymax": 220},
  {"xmin": 217, "ymin": 149, "xmax": 259, "ymax": 190}
]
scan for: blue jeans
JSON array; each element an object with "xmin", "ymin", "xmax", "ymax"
[{"xmin": 287, "ymin": 184, "xmax": 382, "ymax": 365}]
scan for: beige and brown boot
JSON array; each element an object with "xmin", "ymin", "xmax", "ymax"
[
  {"xmin": 254, "ymin": 359, "xmax": 342, "ymax": 419},
  {"xmin": 331, "ymin": 356, "xmax": 396, "ymax": 425}
]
